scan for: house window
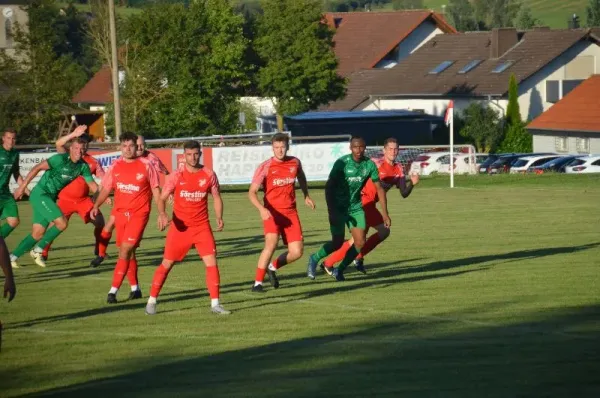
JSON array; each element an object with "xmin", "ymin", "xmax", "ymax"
[
  {"xmin": 458, "ymin": 60, "xmax": 483, "ymax": 74},
  {"xmin": 429, "ymin": 61, "xmax": 454, "ymax": 74},
  {"xmin": 555, "ymin": 136, "xmax": 568, "ymax": 152},
  {"xmin": 546, "ymin": 81, "xmax": 559, "ymax": 103},
  {"xmin": 491, "ymin": 60, "xmax": 514, "ymax": 73},
  {"xmin": 562, "ymin": 79, "xmax": 584, "ymax": 97},
  {"xmin": 576, "ymin": 137, "xmax": 589, "ymax": 154},
  {"xmin": 5, "ymin": 18, "xmax": 13, "ymax": 48}
]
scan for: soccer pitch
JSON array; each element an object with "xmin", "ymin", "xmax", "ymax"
[{"xmin": 1, "ymin": 174, "xmax": 599, "ymax": 397}]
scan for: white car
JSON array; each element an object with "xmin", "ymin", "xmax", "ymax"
[
  {"xmin": 510, "ymin": 155, "xmax": 561, "ymax": 173},
  {"xmin": 409, "ymin": 152, "xmax": 450, "ymax": 176},
  {"xmin": 440, "ymin": 153, "xmax": 489, "ymax": 174},
  {"xmin": 565, "ymin": 155, "xmax": 600, "ymax": 174}
]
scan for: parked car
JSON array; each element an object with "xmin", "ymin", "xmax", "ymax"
[
  {"xmin": 510, "ymin": 155, "xmax": 561, "ymax": 173},
  {"xmin": 530, "ymin": 156, "xmax": 579, "ymax": 174},
  {"xmin": 409, "ymin": 152, "xmax": 450, "ymax": 176},
  {"xmin": 488, "ymin": 154, "xmax": 526, "ymax": 174},
  {"xmin": 565, "ymin": 155, "xmax": 600, "ymax": 174},
  {"xmin": 440, "ymin": 153, "xmax": 489, "ymax": 174},
  {"xmin": 478, "ymin": 154, "xmax": 501, "ymax": 173}
]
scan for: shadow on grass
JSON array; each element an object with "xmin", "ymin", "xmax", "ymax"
[{"xmin": 14, "ymin": 305, "xmax": 600, "ymax": 397}]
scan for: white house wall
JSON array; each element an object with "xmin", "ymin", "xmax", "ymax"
[
  {"xmin": 517, "ymin": 40, "xmax": 600, "ymax": 122},
  {"xmin": 374, "ymin": 22, "xmax": 443, "ymax": 68},
  {"xmin": 533, "ymin": 134, "xmax": 600, "ymax": 154},
  {"xmin": 361, "ymin": 98, "xmax": 509, "ymax": 119}
]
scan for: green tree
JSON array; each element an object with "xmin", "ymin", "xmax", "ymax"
[
  {"xmin": 255, "ymin": 0, "xmax": 346, "ymax": 129},
  {"xmin": 473, "ymin": 0, "xmax": 522, "ymax": 29},
  {"xmin": 458, "ymin": 103, "xmax": 503, "ymax": 152},
  {"xmin": 392, "ymin": 0, "xmax": 424, "ymax": 10},
  {"xmin": 587, "ymin": 0, "xmax": 600, "ymax": 27},
  {"xmin": 497, "ymin": 122, "xmax": 532, "ymax": 152},
  {"xmin": 515, "ymin": 4, "xmax": 540, "ymax": 29},
  {"xmin": 505, "ymin": 73, "xmax": 521, "ymax": 127},
  {"xmin": 123, "ymin": 0, "xmax": 249, "ymax": 137},
  {"xmin": 447, "ymin": 0, "xmax": 479, "ymax": 32},
  {"xmin": 0, "ymin": 0, "xmax": 90, "ymax": 143}
]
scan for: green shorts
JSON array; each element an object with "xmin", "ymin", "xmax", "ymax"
[
  {"xmin": 30, "ymin": 190, "xmax": 63, "ymax": 228},
  {"xmin": 0, "ymin": 195, "xmax": 19, "ymax": 220},
  {"xmin": 329, "ymin": 208, "xmax": 366, "ymax": 236}
]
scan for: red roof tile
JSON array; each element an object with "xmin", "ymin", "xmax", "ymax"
[
  {"xmin": 325, "ymin": 10, "xmax": 456, "ymax": 76},
  {"xmin": 72, "ymin": 66, "xmax": 112, "ymax": 104},
  {"xmin": 527, "ymin": 75, "xmax": 600, "ymax": 133}
]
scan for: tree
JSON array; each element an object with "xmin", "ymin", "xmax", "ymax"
[
  {"xmin": 447, "ymin": 0, "xmax": 479, "ymax": 32},
  {"xmin": 497, "ymin": 122, "xmax": 532, "ymax": 152},
  {"xmin": 392, "ymin": 0, "xmax": 424, "ymax": 10},
  {"xmin": 255, "ymin": 0, "xmax": 346, "ymax": 129},
  {"xmin": 473, "ymin": 0, "xmax": 522, "ymax": 29},
  {"xmin": 587, "ymin": 0, "xmax": 600, "ymax": 27},
  {"xmin": 458, "ymin": 103, "xmax": 503, "ymax": 153},
  {"xmin": 123, "ymin": 0, "xmax": 249, "ymax": 137},
  {"xmin": 0, "ymin": 0, "xmax": 91, "ymax": 143},
  {"xmin": 515, "ymin": 4, "xmax": 540, "ymax": 29},
  {"xmin": 505, "ymin": 73, "xmax": 521, "ymax": 127}
]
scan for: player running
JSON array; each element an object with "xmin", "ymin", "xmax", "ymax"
[
  {"xmin": 0, "ymin": 128, "xmax": 26, "ymax": 239},
  {"xmin": 249, "ymin": 133, "xmax": 315, "ymax": 292},
  {"xmin": 39, "ymin": 128, "xmax": 109, "ymax": 267},
  {"xmin": 98, "ymin": 135, "xmax": 168, "ymax": 267},
  {"xmin": 320, "ymin": 138, "xmax": 419, "ymax": 273},
  {"xmin": 145, "ymin": 140, "xmax": 229, "ymax": 315},
  {"xmin": 10, "ymin": 132, "xmax": 98, "ymax": 268},
  {"xmin": 307, "ymin": 136, "xmax": 390, "ymax": 281},
  {"xmin": 91, "ymin": 132, "xmax": 160, "ymax": 304}
]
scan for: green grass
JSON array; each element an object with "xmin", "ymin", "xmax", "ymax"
[
  {"xmin": 378, "ymin": 0, "xmax": 588, "ymax": 29},
  {"xmin": 1, "ymin": 174, "xmax": 600, "ymax": 397}
]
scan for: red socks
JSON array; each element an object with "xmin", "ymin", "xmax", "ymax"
[
  {"xmin": 323, "ymin": 241, "xmax": 351, "ymax": 267},
  {"xmin": 359, "ymin": 233, "xmax": 383, "ymax": 258},
  {"xmin": 98, "ymin": 230, "xmax": 111, "ymax": 257},
  {"xmin": 127, "ymin": 258, "xmax": 139, "ymax": 287},
  {"xmin": 111, "ymin": 258, "xmax": 129, "ymax": 290},
  {"xmin": 255, "ymin": 267, "xmax": 267, "ymax": 283},
  {"xmin": 206, "ymin": 266, "xmax": 220, "ymax": 299},
  {"xmin": 150, "ymin": 264, "xmax": 171, "ymax": 298}
]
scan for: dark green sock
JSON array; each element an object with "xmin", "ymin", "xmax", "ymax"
[
  {"xmin": 311, "ymin": 242, "xmax": 335, "ymax": 263},
  {"xmin": 35, "ymin": 226, "xmax": 64, "ymax": 250},
  {"xmin": 338, "ymin": 245, "xmax": 359, "ymax": 272},
  {"xmin": 0, "ymin": 223, "xmax": 15, "ymax": 238},
  {"xmin": 12, "ymin": 234, "xmax": 39, "ymax": 258}
]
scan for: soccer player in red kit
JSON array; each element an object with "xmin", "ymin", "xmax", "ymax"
[
  {"xmin": 321, "ymin": 138, "xmax": 419, "ymax": 273},
  {"xmin": 145, "ymin": 140, "xmax": 229, "ymax": 315},
  {"xmin": 39, "ymin": 127, "xmax": 110, "ymax": 267},
  {"xmin": 249, "ymin": 133, "xmax": 315, "ymax": 292},
  {"xmin": 91, "ymin": 132, "xmax": 160, "ymax": 304},
  {"xmin": 98, "ymin": 135, "xmax": 169, "ymax": 268}
]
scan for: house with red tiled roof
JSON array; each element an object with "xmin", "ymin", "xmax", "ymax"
[
  {"xmin": 72, "ymin": 65, "xmax": 112, "ymax": 108},
  {"xmin": 324, "ymin": 10, "xmax": 456, "ymax": 76},
  {"xmin": 527, "ymin": 74, "xmax": 600, "ymax": 155},
  {"xmin": 326, "ymin": 27, "xmax": 600, "ymax": 124}
]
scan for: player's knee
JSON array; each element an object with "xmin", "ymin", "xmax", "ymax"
[
  {"xmin": 289, "ymin": 246, "xmax": 303, "ymax": 261},
  {"xmin": 354, "ymin": 237, "xmax": 366, "ymax": 249},
  {"xmin": 7, "ymin": 218, "xmax": 19, "ymax": 228},
  {"xmin": 54, "ymin": 217, "xmax": 68, "ymax": 231},
  {"xmin": 32, "ymin": 229, "xmax": 44, "ymax": 240},
  {"xmin": 378, "ymin": 228, "xmax": 390, "ymax": 240}
]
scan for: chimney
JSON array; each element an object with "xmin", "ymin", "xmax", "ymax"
[
  {"xmin": 568, "ymin": 14, "xmax": 580, "ymax": 29},
  {"xmin": 490, "ymin": 28, "xmax": 518, "ymax": 59}
]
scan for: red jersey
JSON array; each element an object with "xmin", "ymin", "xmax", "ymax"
[
  {"xmin": 142, "ymin": 150, "xmax": 168, "ymax": 174},
  {"xmin": 252, "ymin": 156, "xmax": 302, "ymax": 211},
  {"xmin": 58, "ymin": 154, "xmax": 104, "ymax": 200},
  {"xmin": 101, "ymin": 158, "xmax": 160, "ymax": 215},
  {"xmin": 361, "ymin": 159, "xmax": 405, "ymax": 205},
  {"xmin": 162, "ymin": 166, "xmax": 220, "ymax": 227}
]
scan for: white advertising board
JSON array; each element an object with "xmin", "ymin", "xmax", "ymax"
[{"xmin": 211, "ymin": 143, "xmax": 350, "ymax": 185}]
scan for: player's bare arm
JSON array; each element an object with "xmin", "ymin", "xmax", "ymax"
[
  {"xmin": 55, "ymin": 125, "xmax": 88, "ymax": 153},
  {"xmin": 296, "ymin": 166, "xmax": 315, "ymax": 210},
  {"xmin": 248, "ymin": 183, "xmax": 272, "ymax": 220},
  {"xmin": 397, "ymin": 174, "xmax": 419, "ymax": 198},
  {"xmin": 157, "ymin": 187, "xmax": 171, "ymax": 231},
  {"xmin": 90, "ymin": 187, "xmax": 111, "ymax": 220},
  {"xmin": 12, "ymin": 165, "xmax": 28, "ymax": 196},
  {"xmin": 373, "ymin": 181, "xmax": 391, "ymax": 228},
  {"xmin": 13, "ymin": 161, "xmax": 50, "ymax": 200},
  {"xmin": 212, "ymin": 188, "xmax": 224, "ymax": 232},
  {"xmin": 0, "ymin": 237, "xmax": 15, "ymax": 302},
  {"xmin": 86, "ymin": 181, "xmax": 99, "ymax": 195}
]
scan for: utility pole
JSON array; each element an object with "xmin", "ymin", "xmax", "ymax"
[{"xmin": 108, "ymin": 0, "xmax": 122, "ymax": 137}]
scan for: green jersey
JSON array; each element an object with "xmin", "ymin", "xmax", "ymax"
[
  {"xmin": 327, "ymin": 154, "xmax": 379, "ymax": 213},
  {"xmin": 32, "ymin": 153, "xmax": 93, "ymax": 199},
  {"xmin": 0, "ymin": 146, "xmax": 19, "ymax": 198}
]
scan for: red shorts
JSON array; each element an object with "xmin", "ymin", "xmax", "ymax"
[
  {"xmin": 263, "ymin": 208, "xmax": 303, "ymax": 245},
  {"xmin": 113, "ymin": 211, "xmax": 149, "ymax": 248},
  {"xmin": 57, "ymin": 197, "xmax": 94, "ymax": 223},
  {"xmin": 364, "ymin": 202, "xmax": 384, "ymax": 229},
  {"xmin": 164, "ymin": 222, "xmax": 216, "ymax": 261}
]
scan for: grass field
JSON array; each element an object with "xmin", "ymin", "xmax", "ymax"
[{"xmin": 1, "ymin": 174, "xmax": 599, "ymax": 397}]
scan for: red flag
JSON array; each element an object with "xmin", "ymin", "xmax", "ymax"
[{"xmin": 444, "ymin": 100, "xmax": 454, "ymax": 126}]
